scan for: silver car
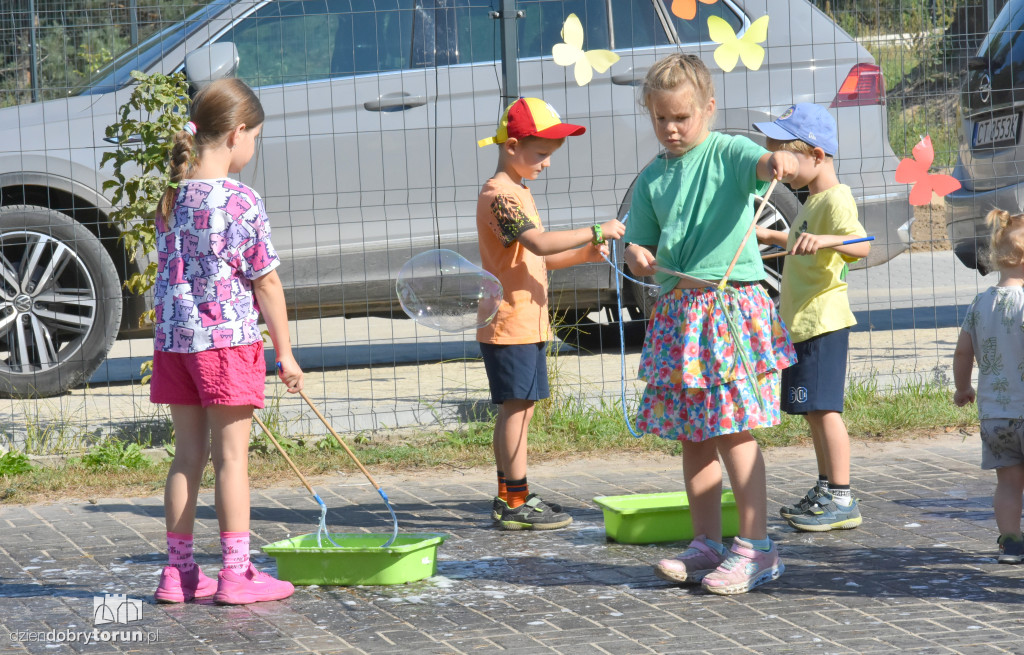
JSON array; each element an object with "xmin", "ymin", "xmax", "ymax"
[
  {"xmin": 946, "ymin": 0, "xmax": 1023, "ymax": 273},
  {"xmin": 0, "ymin": 0, "xmax": 910, "ymax": 397}
]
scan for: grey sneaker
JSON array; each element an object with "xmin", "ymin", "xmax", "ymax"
[
  {"xmin": 491, "ymin": 493, "xmax": 562, "ymax": 521},
  {"xmin": 498, "ymin": 495, "xmax": 572, "ymax": 531},
  {"xmin": 779, "ymin": 486, "xmax": 823, "ymax": 519},
  {"xmin": 491, "ymin": 497, "xmax": 508, "ymax": 521},
  {"xmin": 786, "ymin": 493, "xmax": 862, "ymax": 532},
  {"xmin": 997, "ymin": 533, "xmax": 1024, "ymax": 564}
]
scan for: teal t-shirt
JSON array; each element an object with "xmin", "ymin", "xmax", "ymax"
[{"xmin": 624, "ymin": 131, "xmax": 769, "ymax": 295}]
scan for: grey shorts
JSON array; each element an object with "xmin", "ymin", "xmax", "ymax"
[{"xmin": 979, "ymin": 418, "xmax": 1024, "ymax": 469}]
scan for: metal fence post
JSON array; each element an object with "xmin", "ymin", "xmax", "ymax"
[
  {"xmin": 28, "ymin": 0, "xmax": 39, "ymax": 102},
  {"xmin": 497, "ymin": 0, "xmax": 522, "ymax": 103},
  {"xmin": 130, "ymin": 0, "xmax": 139, "ymax": 45}
]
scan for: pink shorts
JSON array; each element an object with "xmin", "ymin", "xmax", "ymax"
[{"xmin": 150, "ymin": 342, "xmax": 267, "ymax": 408}]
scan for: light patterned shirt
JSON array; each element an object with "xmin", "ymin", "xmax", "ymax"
[
  {"xmin": 961, "ymin": 286, "xmax": 1024, "ymax": 419},
  {"xmin": 153, "ymin": 178, "xmax": 279, "ymax": 353}
]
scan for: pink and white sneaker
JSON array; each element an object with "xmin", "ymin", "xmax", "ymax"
[
  {"xmin": 701, "ymin": 537, "xmax": 784, "ymax": 595},
  {"xmin": 653, "ymin": 535, "xmax": 728, "ymax": 584},
  {"xmin": 213, "ymin": 563, "xmax": 294, "ymax": 605},
  {"xmin": 154, "ymin": 565, "xmax": 218, "ymax": 603}
]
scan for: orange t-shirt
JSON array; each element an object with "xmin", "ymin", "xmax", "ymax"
[{"xmin": 475, "ymin": 177, "xmax": 549, "ymax": 344}]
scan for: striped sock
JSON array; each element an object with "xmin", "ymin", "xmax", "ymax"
[
  {"xmin": 497, "ymin": 470, "xmax": 507, "ymax": 503},
  {"xmin": 817, "ymin": 475, "xmax": 829, "ymax": 493},
  {"xmin": 506, "ymin": 477, "xmax": 529, "ymax": 509},
  {"xmin": 220, "ymin": 531, "xmax": 250, "ymax": 573},
  {"xmin": 167, "ymin": 531, "xmax": 196, "ymax": 573},
  {"xmin": 830, "ymin": 485, "xmax": 852, "ymax": 506}
]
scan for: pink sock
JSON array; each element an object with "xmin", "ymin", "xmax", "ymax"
[
  {"xmin": 220, "ymin": 531, "xmax": 250, "ymax": 573},
  {"xmin": 167, "ymin": 531, "xmax": 196, "ymax": 573}
]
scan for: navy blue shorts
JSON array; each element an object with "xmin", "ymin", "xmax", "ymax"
[
  {"xmin": 780, "ymin": 328, "xmax": 849, "ymax": 415},
  {"xmin": 479, "ymin": 342, "xmax": 550, "ymax": 404}
]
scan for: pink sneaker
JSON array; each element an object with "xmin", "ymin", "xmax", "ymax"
[
  {"xmin": 213, "ymin": 563, "xmax": 295, "ymax": 605},
  {"xmin": 701, "ymin": 537, "xmax": 784, "ymax": 595},
  {"xmin": 653, "ymin": 535, "xmax": 728, "ymax": 584},
  {"xmin": 154, "ymin": 565, "xmax": 218, "ymax": 603}
]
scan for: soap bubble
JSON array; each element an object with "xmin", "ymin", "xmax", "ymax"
[{"xmin": 396, "ymin": 249, "xmax": 503, "ymax": 332}]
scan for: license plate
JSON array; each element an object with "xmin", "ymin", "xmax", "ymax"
[{"xmin": 972, "ymin": 113, "xmax": 1021, "ymax": 148}]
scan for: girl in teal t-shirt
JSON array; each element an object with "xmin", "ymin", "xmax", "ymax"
[{"xmin": 622, "ymin": 54, "xmax": 799, "ymax": 596}]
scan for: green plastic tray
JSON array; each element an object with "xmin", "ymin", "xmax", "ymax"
[
  {"xmin": 262, "ymin": 533, "xmax": 446, "ymax": 586},
  {"xmin": 592, "ymin": 490, "xmax": 738, "ymax": 544}
]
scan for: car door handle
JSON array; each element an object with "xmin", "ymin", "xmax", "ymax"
[
  {"xmin": 364, "ymin": 94, "xmax": 427, "ymax": 111},
  {"xmin": 102, "ymin": 134, "xmax": 143, "ymax": 145},
  {"xmin": 611, "ymin": 69, "xmax": 648, "ymax": 86}
]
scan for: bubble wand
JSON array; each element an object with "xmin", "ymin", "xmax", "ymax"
[
  {"xmin": 760, "ymin": 235, "xmax": 874, "ymax": 259},
  {"xmin": 712, "ymin": 178, "xmax": 779, "ymax": 415},
  {"xmin": 298, "ymin": 389, "xmax": 400, "ymax": 548},
  {"xmin": 251, "ymin": 414, "xmax": 342, "ymax": 549}
]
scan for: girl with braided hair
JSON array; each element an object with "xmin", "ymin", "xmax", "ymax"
[{"xmin": 151, "ymin": 78, "xmax": 302, "ymax": 605}]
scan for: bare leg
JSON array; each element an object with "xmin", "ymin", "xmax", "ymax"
[
  {"xmin": 493, "ymin": 399, "xmax": 534, "ymax": 481},
  {"xmin": 682, "ymin": 439, "xmax": 724, "ymax": 542},
  {"xmin": 806, "ymin": 411, "xmax": 850, "ymax": 486},
  {"xmin": 165, "ymin": 405, "xmax": 211, "ymax": 534},
  {"xmin": 717, "ymin": 431, "xmax": 768, "ymax": 540},
  {"xmin": 208, "ymin": 405, "xmax": 255, "ymax": 534},
  {"xmin": 994, "ymin": 464, "xmax": 1024, "ymax": 536},
  {"xmin": 806, "ymin": 416, "xmax": 829, "ymax": 481}
]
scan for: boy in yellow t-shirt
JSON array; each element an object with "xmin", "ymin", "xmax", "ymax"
[
  {"xmin": 476, "ymin": 98, "xmax": 625, "ymax": 530},
  {"xmin": 754, "ymin": 103, "xmax": 871, "ymax": 532}
]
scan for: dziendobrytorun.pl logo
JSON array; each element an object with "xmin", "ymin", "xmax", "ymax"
[{"xmin": 9, "ymin": 594, "xmax": 161, "ymax": 645}]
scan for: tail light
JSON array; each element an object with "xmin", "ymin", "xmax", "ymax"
[{"xmin": 830, "ymin": 63, "xmax": 886, "ymax": 108}]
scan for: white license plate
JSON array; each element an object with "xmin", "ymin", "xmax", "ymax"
[{"xmin": 973, "ymin": 113, "xmax": 1021, "ymax": 148}]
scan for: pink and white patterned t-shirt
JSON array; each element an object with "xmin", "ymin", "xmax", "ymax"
[{"xmin": 153, "ymin": 178, "xmax": 280, "ymax": 353}]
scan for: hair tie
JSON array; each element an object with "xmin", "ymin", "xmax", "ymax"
[
  {"xmin": 183, "ymin": 121, "xmax": 197, "ymax": 136},
  {"xmin": 167, "ymin": 181, "xmax": 178, "ymax": 189}
]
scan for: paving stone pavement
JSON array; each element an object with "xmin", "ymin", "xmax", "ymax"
[{"xmin": 1, "ymin": 432, "xmax": 1023, "ymax": 654}]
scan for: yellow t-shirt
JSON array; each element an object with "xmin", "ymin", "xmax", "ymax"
[
  {"xmin": 475, "ymin": 177, "xmax": 550, "ymax": 344},
  {"xmin": 780, "ymin": 184, "xmax": 866, "ymax": 343}
]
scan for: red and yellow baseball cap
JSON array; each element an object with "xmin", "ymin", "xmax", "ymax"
[{"xmin": 478, "ymin": 97, "xmax": 586, "ymax": 147}]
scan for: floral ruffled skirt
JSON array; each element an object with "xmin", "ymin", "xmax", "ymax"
[{"xmin": 635, "ymin": 284, "xmax": 796, "ymax": 442}]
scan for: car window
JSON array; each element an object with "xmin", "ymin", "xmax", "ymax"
[
  {"xmin": 609, "ymin": 0, "xmax": 671, "ymax": 49},
  {"xmin": 667, "ymin": 0, "xmax": 742, "ymax": 44},
  {"xmin": 454, "ymin": 0, "xmax": 610, "ymax": 64},
  {"xmin": 977, "ymin": 0, "xmax": 1024, "ymax": 67},
  {"xmin": 516, "ymin": 0, "xmax": 610, "ymax": 59},
  {"xmin": 453, "ymin": 0, "xmax": 500, "ymax": 63},
  {"xmin": 217, "ymin": 0, "xmax": 419, "ymax": 87}
]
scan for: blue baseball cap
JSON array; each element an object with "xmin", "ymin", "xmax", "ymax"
[{"xmin": 753, "ymin": 103, "xmax": 838, "ymax": 156}]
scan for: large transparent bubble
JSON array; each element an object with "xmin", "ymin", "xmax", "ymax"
[{"xmin": 396, "ymin": 249, "xmax": 503, "ymax": 332}]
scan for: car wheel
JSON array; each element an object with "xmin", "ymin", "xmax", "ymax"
[
  {"xmin": 0, "ymin": 205, "xmax": 122, "ymax": 397},
  {"xmin": 756, "ymin": 184, "xmax": 801, "ymax": 303}
]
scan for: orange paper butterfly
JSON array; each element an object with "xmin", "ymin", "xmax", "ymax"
[
  {"xmin": 894, "ymin": 135, "xmax": 961, "ymax": 206},
  {"xmin": 671, "ymin": 0, "xmax": 718, "ymax": 21}
]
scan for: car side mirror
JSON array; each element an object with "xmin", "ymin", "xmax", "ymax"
[{"xmin": 184, "ymin": 43, "xmax": 240, "ymax": 89}]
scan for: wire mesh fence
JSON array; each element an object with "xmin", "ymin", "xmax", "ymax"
[{"xmin": 0, "ymin": 0, "xmax": 1013, "ymax": 453}]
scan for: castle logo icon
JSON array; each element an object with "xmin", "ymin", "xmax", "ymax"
[{"xmin": 93, "ymin": 594, "xmax": 143, "ymax": 626}]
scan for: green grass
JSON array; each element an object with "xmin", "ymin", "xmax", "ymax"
[{"xmin": 0, "ymin": 377, "xmax": 978, "ymax": 504}]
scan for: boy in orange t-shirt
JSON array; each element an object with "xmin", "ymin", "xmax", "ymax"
[{"xmin": 476, "ymin": 98, "xmax": 625, "ymax": 530}]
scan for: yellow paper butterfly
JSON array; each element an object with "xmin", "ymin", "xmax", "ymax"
[
  {"xmin": 707, "ymin": 14, "xmax": 769, "ymax": 72},
  {"xmin": 552, "ymin": 14, "xmax": 620, "ymax": 86}
]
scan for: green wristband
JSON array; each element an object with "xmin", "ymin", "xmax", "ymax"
[{"xmin": 591, "ymin": 224, "xmax": 604, "ymax": 245}]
